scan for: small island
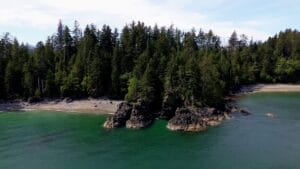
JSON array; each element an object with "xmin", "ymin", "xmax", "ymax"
[{"xmin": 1, "ymin": 21, "xmax": 300, "ymax": 132}]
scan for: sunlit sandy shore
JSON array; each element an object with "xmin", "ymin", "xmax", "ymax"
[
  {"xmin": 2, "ymin": 84, "xmax": 300, "ymax": 113},
  {"xmin": 239, "ymin": 84, "xmax": 300, "ymax": 94},
  {"xmin": 0, "ymin": 99, "xmax": 122, "ymax": 114}
]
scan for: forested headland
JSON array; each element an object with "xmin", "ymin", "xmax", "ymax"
[{"xmin": 1, "ymin": 20, "xmax": 300, "ymax": 111}]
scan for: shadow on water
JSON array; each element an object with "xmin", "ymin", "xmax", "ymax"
[{"xmin": 27, "ymin": 130, "xmax": 68, "ymax": 147}]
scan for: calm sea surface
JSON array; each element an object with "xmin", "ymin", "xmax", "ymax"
[{"xmin": 1, "ymin": 92, "xmax": 300, "ymax": 169}]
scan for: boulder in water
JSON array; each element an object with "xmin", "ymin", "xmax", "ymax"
[
  {"xmin": 126, "ymin": 100, "xmax": 153, "ymax": 129},
  {"xmin": 103, "ymin": 102, "xmax": 132, "ymax": 128},
  {"xmin": 240, "ymin": 108, "xmax": 251, "ymax": 116},
  {"xmin": 167, "ymin": 108, "xmax": 207, "ymax": 132},
  {"xmin": 266, "ymin": 112, "xmax": 275, "ymax": 118}
]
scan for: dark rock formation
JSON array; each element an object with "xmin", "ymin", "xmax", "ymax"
[
  {"xmin": 103, "ymin": 100, "xmax": 155, "ymax": 129},
  {"xmin": 126, "ymin": 100, "xmax": 153, "ymax": 129},
  {"xmin": 167, "ymin": 108, "xmax": 208, "ymax": 132},
  {"xmin": 225, "ymin": 102, "xmax": 251, "ymax": 116},
  {"xmin": 104, "ymin": 99, "xmax": 237, "ymax": 132},
  {"xmin": 240, "ymin": 108, "xmax": 251, "ymax": 116},
  {"xmin": 167, "ymin": 107, "xmax": 229, "ymax": 132},
  {"xmin": 189, "ymin": 107, "xmax": 220, "ymax": 117},
  {"xmin": 190, "ymin": 107, "xmax": 225, "ymax": 126},
  {"xmin": 159, "ymin": 92, "xmax": 183, "ymax": 120},
  {"xmin": 103, "ymin": 102, "xmax": 132, "ymax": 128}
]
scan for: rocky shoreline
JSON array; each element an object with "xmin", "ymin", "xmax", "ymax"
[
  {"xmin": 103, "ymin": 98, "xmax": 248, "ymax": 132},
  {"xmin": 167, "ymin": 107, "xmax": 232, "ymax": 132}
]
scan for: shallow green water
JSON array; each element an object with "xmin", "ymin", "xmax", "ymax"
[{"xmin": 1, "ymin": 93, "xmax": 300, "ymax": 169}]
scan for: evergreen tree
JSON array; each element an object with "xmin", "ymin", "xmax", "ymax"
[
  {"xmin": 229, "ymin": 31, "xmax": 238, "ymax": 51},
  {"xmin": 199, "ymin": 55, "xmax": 224, "ymax": 106},
  {"xmin": 0, "ymin": 34, "xmax": 12, "ymax": 99},
  {"xmin": 0, "ymin": 21, "xmax": 300, "ymax": 111},
  {"xmin": 111, "ymin": 45, "xmax": 122, "ymax": 98},
  {"xmin": 4, "ymin": 39, "xmax": 23, "ymax": 98},
  {"xmin": 72, "ymin": 20, "xmax": 82, "ymax": 46},
  {"xmin": 55, "ymin": 20, "xmax": 64, "ymax": 50},
  {"xmin": 140, "ymin": 57, "xmax": 162, "ymax": 107}
]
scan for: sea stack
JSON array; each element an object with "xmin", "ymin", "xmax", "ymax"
[
  {"xmin": 125, "ymin": 100, "xmax": 153, "ymax": 129},
  {"xmin": 103, "ymin": 102, "xmax": 132, "ymax": 128}
]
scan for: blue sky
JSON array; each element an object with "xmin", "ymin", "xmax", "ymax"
[{"xmin": 0, "ymin": 0, "xmax": 299, "ymax": 45}]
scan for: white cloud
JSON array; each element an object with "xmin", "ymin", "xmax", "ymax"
[{"xmin": 0, "ymin": 0, "xmax": 271, "ymax": 43}]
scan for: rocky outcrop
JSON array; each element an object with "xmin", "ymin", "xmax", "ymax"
[
  {"xmin": 240, "ymin": 108, "xmax": 251, "ymax": 116},
  {"xmin": 167, "ymin": 107, "xmax": 229, "ymax": 132},
  {"xmin": 126, "ymin": 100, "xmax": 153, "ymax": 129},
  {"xmin": 190, "ymin": 107, "xmax": 226, "ymax": 126},
  {"xmin": 189, "ymin": 107, "xmax": 219, "ymax": 117},
  {"xmin": 167, "ymin": 108, "xmax": 208, "ymax": 132},
  {"xmin": 104, "ymin": 99, "xmax": 239, "ymax": 132},
  {"xmin": 103, "ymin": 102, "xmax": 132, "ymax": 128},
  {"xmin": 202, "ymin": 115, "xmax": 225, "ymax": 126},
  {"xmin": 103, "ymin": 100, "xmax": 155, "ymax": 129},
  {"xmin": 159, "ymin": 104, "xmax": 175, "ymax": 120},
  {"xmin": 159, "ymin": 92, "xmax": 183, "ymax": 120},
  {"xmin": 225, "ymin": 102, "xmax": 251, "ymax": 116}
]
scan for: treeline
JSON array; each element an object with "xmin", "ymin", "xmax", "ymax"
[{"xmin": 0, "ymin": 21, "xmax": 300, "ymax": 108}]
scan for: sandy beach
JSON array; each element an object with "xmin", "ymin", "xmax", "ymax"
[
  {"xmin": 239, "ymin": 84, "xmax": 300, "ymax": 94},
  {"xmin": 0, "ymin": 99, "xmax": 122, "ymax": 114},
  {"xmin": 1, "ymin": 84, "xmax": 300, "ymax": 114}
]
